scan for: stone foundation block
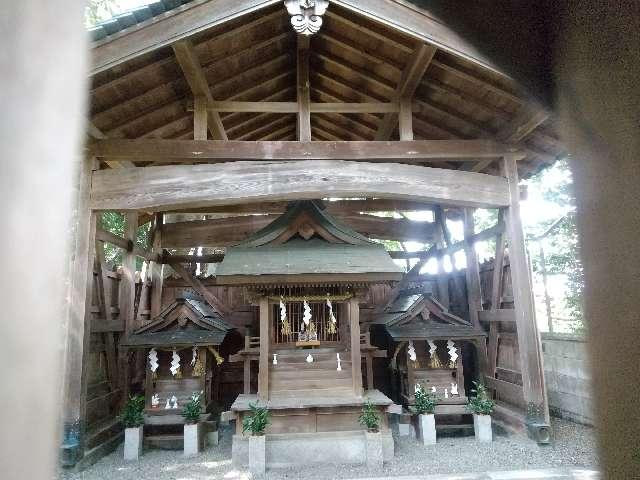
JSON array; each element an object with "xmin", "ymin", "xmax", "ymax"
[
  {"xmin": 473, "ymin": 414, "xmax": 492, "ymax": 442},
  {"xmin": 184, "ymin": 423, "xmax": 201, "ymax": 457},
  {"xmin": 249, "ymin": 435, "xmax": 266, "ymax": 475},
  {"xmin": 124, "ymin": 427, "xmax": 143, "ymax": 461},
  {"xmin": 364, "ymin": 431, "xmax": 383, "ymax": 470},
  {"xmin": 418, "ymin": 414, "xmax": 436, "ymax": 445}
]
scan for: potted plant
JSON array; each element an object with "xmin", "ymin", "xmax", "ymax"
[
  {"xmin": 413, "ymin": 385, "xmax": 437, "ymax": 445},
  {"xmin": 182, "ymin": 391, "xmax": 203, "ymax": 456},
  {"xmin": 119, "ymin": 395, "xmax": 145, "ymax": 461},
  {"xmin": 359, "ymin": 400, "xmax": 383, "ymax": 469},
  {"xmin": 466, "ymin": 382, "xmax": 495, "ymax": 442},
  {"xmin": 242, "ymin": 402, "xmax": 270, "ymax": 475}
]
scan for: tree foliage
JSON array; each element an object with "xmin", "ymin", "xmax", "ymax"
[
  {"xmin": 528, "ymin": 159, "xmax": 584, "ymax": 333},
  {"xmin": 86, "ymin": 0, "xmax": 121, "ymax": 27},
  {"xmin": 100, "ymin": 212, "xmax": 152, "ymax": 270}
]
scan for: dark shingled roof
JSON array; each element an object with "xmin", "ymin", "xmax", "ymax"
[
  {"xmin": 89, "ymin": 0, "xmax": 195, "ymax": 42},
  {"xmin": 374, "ymin": 288, "xmax": 486, "ymax": 340},
  {"xmin": 216, "ymin": 201, "xmax": 403, "ymax": 282},
  {"xmin": 121, "ymin": 293, "xmax": 233, "ymax": 348}
]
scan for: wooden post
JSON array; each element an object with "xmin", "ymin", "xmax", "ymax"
[
  {"xmin": 149, "ymin": 213, "xmax": 164, "ymax": 318},
  {"xmin": 398, "ymin": 98, "xmax": 413, "ymax": 140},
  {"xmin": 365, "ymin": 353, "xmax": 374, "ymax": 390},
  {"xmin": 244, "ymin": 358, "xmax": 251, "ymax": 394},
  {"xmin": 503, "ymin": 154, "xmax": 549, "ymax": 424},
  {"xmin": 349, "ymin": 298, "xmax": 363, "ymax": 396},
  {"xmin": 487, "ymin": 209, "xmax": 506, "ymax": 378},
  {"xmin": 463, "ymin": 208, "xmax": 483, "ymax": 328},
  {"xmin": 257, "ymin": 296, "xmax": 269, "ymax": 400},
  {"xmin": 61, "ymin": 158, "xmax": 99, "ymax": 465},
  {"xmin": 193, "ymin": 95, "xmax": 208, "ymax": 140},
  {"xmin": 119, "ymin": 212, "xmax": 137, "ymax": 401},
  {"xmin": 296, "ymin": 35, "xmax": 311, "ymax": 141},
  {"xmin": 538, "ymin": 244, "xmax": 554, "ymax": 333}
]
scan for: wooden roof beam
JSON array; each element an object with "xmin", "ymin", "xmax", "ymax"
[
  {"xmin": 172, "ymin": 40, "xmax": 227, "ymax": 140},
  {"xmin": 375, "ymin": 44, "xmax": 437, "ymax": 140},
  {"xmin": 296, "ymin": 35, "xmax": 311, "ymax": 141},
  {"xmin": 87, "ymin": 122, "xmax": 135, "ymax": 169},
  {"xmin": 90, "ymin": 159, "xmax": 512, "ymax": 211},
  {"xmin": 90, "ymin": 139, "xmax": 521, "ymax": 163}
]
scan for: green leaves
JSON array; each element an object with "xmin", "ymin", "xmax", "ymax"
[
  {"xmin": 182, "ymin": 391, "xmax": 203, "ymax": 425},
  {"xmin": 414, "ymin": 385, "xmax": 437, "ymax": 415},
  {"xmin": 466, "ymin": 382, "xmax": 495, "ymax": 415},
  {"xmin": 242, "ymin": 403, "xmax": 270, "ymax": 435},
  {"xmin": 119, "ymin": 394, "xmax": 145, "ymax": 428},
  {"xmin": 358, "ymin": 400, "xmax": 380, "ymax": 432}
]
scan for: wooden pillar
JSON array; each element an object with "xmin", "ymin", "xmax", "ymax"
[
  {"xmin": 463, "ymin": 208, "xmax": 483, "ymax": 328},
  {"xmin": 243, "ymin": 358, "xmax": 251, "ymax": 394},
  {"xmin": 61, "ymin": 158, "xmax": 98, "ymax": 465},
  {"xmin": 296, "ymin": 35, "xmax": 311, "ymax": 141},
  {"xmin": 365, "ymin": 353, "xmax": 374, "ymax": 390},
  {"xmin": 487, "ymin": 209, "xmax": 506, "ymax": 378},
  {"xmin": 398, "ymin": 98, "xmax": 413, "ymax": 140},
  {"xmin": 503, "ymin": 155, "xmax": 549, "ymax": 424},
  {"xmin": 349, "ymin": 297, "xmax": 363, "ymax": 396},
  {"xmin": 193, "ymin": 95, "xmax": 208, "ymax": 140},
  {"xmin": 257, "ymin": 296, "xmax": 270, "ymax": 400},
  {"xmin": 119, "ymin": 212, "xmax": 137, "ymax": 401},
  {"xmin": 149, "ymin": 213, "xmax": 164, "ymax": 318}
]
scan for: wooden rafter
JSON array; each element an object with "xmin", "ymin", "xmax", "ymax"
[
  {"xmin": 168, "ymin": 260, "xmax": 229, "ymax": 316},
  {"xmin": 172, "ymin": 40, "xmax": 227, "ymax": 140},
  {"xmin": 87, "ymin": 122, "xmax": 135, "ymax": 169},
  {"xmin": 375, "ymin": 44, "xmax": 437, "ymax": 140}
]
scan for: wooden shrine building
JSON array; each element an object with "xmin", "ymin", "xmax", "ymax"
[{"xmin": 62, "ymin": 0, "xmax": 564, "ymax": 468}]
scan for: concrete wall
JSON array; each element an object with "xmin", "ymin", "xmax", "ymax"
[{"xmin": 541, "ymin": 333, "xmax": 593, "ymax": 425}]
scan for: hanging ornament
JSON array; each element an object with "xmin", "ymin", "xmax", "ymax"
[
  {"xmin": 303, "ymin": 299, "xmax": 312, "ymax": 325},
  {"xmin": 326, "ymin": 295, "xmax": 337, "ymax": 334},
  {"xmin": 148, "ymin": 348, "xmax": 159, "ymax": 372},
  {"xmin": 284, "ymin": 0, "xmax": 329, "ymax": 36},
  {"xmin": 447, "ymin": 339, "xmax": 458, "ymax": 368},
  {"xmin": 306, "ymin": 353, "xmax": 314, "ymax": 363},
  {"xmin": 428, "ymin": 339, "xmax": 442, "ymax": 369},
  {"xmin": 192, "ymin": 355, "xmax": 206, "ymax": 377},
  {"xmin": 336, "ymin": 353, "xmax": 342, "ymax": 371},
  {"xmin": 170, "ymin": 349, "xmax": 181, "ymax": 377},
  {"xmin": 273, "ymin": 353, "xmax": 278, "ymax": 365},
  {"xmin": 407, "ymin": 340, "xmax": 417, "ymax": 362},
  {"xmin": 280, "ymin": 297, "xmax": 292, "ymax": 336},
  {"xmin": 191, "ymin": 346, "xmax": 198, "ymax": 366}
]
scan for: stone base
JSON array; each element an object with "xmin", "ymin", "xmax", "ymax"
[
  {"xmin": 233, "ymin": 430, "xmax": 394, "ymax": 469},
  {"xmin": 364, "ymin": 431, "xmax": 383, "ymax": 470},
  {"xmin": 183, "ymin": 423, "xmax": 200, "ymax": 457},
  {"xmin": 473, "ymin": 414, "xmax": 492, "ymax": 442},
  {"xmin": 124, "ymin": 427, "xmax": 143, "ymax": 461},
  {"xmin": 249, "ymin": 435, "xmax": 266, "ymax": 475},
  {"xmin": 418, "ymin": 414, "xmax": 436, "ymax": 445}
]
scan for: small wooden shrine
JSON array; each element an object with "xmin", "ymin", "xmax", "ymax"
[
  {"xmin": 121, "ymin": 293, "xmax": 236, "ymax": 446},
  {"xmin": 373, "ymin": 286, "xmax": 486, "ymax": 417},
  {"xmin": 220, "ymin": 201, "xmax": 402, "ymax": 467}
]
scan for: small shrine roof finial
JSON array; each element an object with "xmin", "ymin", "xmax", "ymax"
[{"xmin": 284, "ymin": 0, "xmax": 329, "ymax": 35}]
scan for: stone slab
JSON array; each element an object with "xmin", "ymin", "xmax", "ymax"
[
  {"xmin": 123, "ymin": 427, "xmax": 142, "ymax": 461},
  {"xmin": 249, "ymin": 435, "xmax": 266, "ymax": 475},
  {"xmin": 365, "ymin": 431, "xmax": 383, "ymax": 470},
  {"xmin": 473, "ymin": 414, "xmax": 492, "ymax": 442},
  {"xmin": 419, "ymin": 414, "xmax": 437, "ymax": 445},
  {"xmin": 183, "ymin": 424, "xmax": 200, "ymax": 457}
]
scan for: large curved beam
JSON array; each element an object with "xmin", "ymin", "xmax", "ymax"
[{"xmin": 90, "ymin": 160, "xmax": 510, "ymax": 211}]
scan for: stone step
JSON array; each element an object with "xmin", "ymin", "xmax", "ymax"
[
  {"xmin": 144, "ymin": 433, "xmax": 183, "ymax": 450},
  {"xmin": 85, "ymin": 417, "xmax": 122, "ymax": 450}
]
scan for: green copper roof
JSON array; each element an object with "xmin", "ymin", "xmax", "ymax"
[{"xmin": 216, "ymin": 201, "xmax": 402, "ymax": 281}]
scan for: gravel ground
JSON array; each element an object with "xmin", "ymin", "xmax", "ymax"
[{"xmin": 59, "ymin": 418, "xmax": 598, "ymax": 480}]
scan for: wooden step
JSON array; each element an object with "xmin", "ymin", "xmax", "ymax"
[
  {"xmin": 271, "ymin": 377, "xmax": 353, "ymax": 391},
  {"xmin": 85, "ymin": 417, "xmax": 122, "ymax": 450},
  {"xmin": 271, "ymin": 369, "xmax": 352, "ymax": 379},
  {"xmin": 269, "ymin": 387, "xmax": 355, "ymax": 398},
  {"xmin": 273, "ymin": 359, "xmax": 351, "ymax": 369}
]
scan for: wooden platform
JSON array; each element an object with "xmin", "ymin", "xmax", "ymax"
[{"xmin": 231, "ymin": 389, "xmax": 393, "ymax": 412}]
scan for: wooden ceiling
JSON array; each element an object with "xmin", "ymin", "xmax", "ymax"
[{"xmin": 88, "ymin": 2, "xmax": 565, "ymax": 177}]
